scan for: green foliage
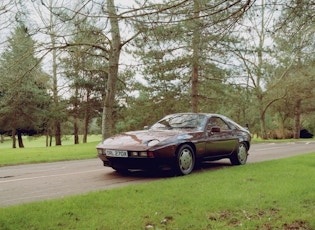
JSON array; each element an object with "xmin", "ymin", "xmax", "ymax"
[
  {"xmin": 0, "ymin": 153, "xmax": 314, "ymax": 229},
  {"xmin": 266, "ymin": 0, "xmax": 315, "ymax": 138},
  {"xmin": 1, "ymin": 0, "xmax": 314, "ymax": 143},
  {"xmin": 59, "ymin": 20, "xmax": 108, "ymax": 140},
  {"xmin": 0, "ymin": 24, "xmax": 51, "ymax": 139},
  {"xmin": 131, "ymin": 0, "xmax": 251, "ymax": 115}
]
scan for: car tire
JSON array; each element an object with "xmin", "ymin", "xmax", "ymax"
[
  {"xmin": 175, "ymin": 144, "xmax": 195, "ymax": 175},
  {"xmin": 230, "ymin": 142, "xmax": 248, "ymax": 165}
]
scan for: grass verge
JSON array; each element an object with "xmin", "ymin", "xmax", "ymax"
[
  {"xmin": 0, "ymin": 135, "xmax": 102, "ymax": 149},
  {"xmin": 251, "ymin": 137, "xmax": 314, "ymax": 143},
  {"xmin": 0, "ymin": 135, "xmax": 102, "ymax": 166},
  {"xmin": 0, "ymin": 141, "xmax": 100, "ymax": 166},
  {"xmin": 1, "ymin": 153, "xmax": 314, "ymax": 229}
]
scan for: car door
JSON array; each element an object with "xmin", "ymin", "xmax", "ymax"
[{"xmin": 204, "ymin": 116, "xmax": 238, "ymax": 157}]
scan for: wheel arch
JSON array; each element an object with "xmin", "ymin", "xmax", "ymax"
[
  {"xmin": 243, "ymin": 141, "xmax": 250, "ymax": 150},
  {"xmin": 175, "ymin": 142, "xmax": 196, "ymax": 156},
  {"xmin": 237, "ymin": 138, "xmax": 250, "ymax": 150}
]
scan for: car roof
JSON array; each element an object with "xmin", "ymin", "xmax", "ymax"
[{"xmin": 167, "ymin": 112, "xmax": 225, "ymax": 118}]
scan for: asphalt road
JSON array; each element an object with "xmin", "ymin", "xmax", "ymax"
[{"xmin": 0, "ymin": 141, "xmax": 314, "ymax": 207}]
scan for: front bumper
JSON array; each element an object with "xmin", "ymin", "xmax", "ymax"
[{"xmin": 98, "ymin": 153, "xmax": 173, "ymax": 170}]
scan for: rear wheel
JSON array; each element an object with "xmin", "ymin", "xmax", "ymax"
[
  {"xmin": 175, "ymin": 144, "xmax": 195, "ymax": 175},
  {"xmin": 230, "ymin": 142, "xmax": 248, "ymax": 165}
]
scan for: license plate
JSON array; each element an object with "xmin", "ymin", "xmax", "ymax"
[{"xmin": 105, "ymin": 149, "xmax": 128, "ymax": 158}]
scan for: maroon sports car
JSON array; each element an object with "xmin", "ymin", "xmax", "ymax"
[{"xmin": 97, "ymin": 113, "xmax": 251, "ymax": 175}]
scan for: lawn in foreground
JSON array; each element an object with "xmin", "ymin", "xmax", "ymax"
[{"xmin": 0, "ymin": 153, "xmax": 314, "ymax": 229}]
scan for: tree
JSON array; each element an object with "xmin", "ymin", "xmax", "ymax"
[
  {"xmin": 101, "ymin": 0, "xmax": 122, "ymax": 140},
  {"xmin": 229, "ymin": 0, "xmax": 288, "ymax": 138},
  {"xmin": 4, "ymin": 0, "xmax": 313, "ymax": 144},
  {"xmin": 35, "ymin": 0, "xmax": 139, "ymax": 140},
  {"xmin": 0, "ymin": 24, "xmax": 50, "ymax": 148},
  {"xmin": 48, "ymin": 0, "xmax": 63, "ymax": 146},
  {"xmin": 31, "ymin": 0, "xmax": 66, "ymax": 146},
  {"xmin": 61, "ymin": 21, "xmax": 107, "ymax": 143},
  {"xmin": 132, "ymin": 0, "xmax": 252, "ymax": 116},
  {"xmin": 272, "ymin": 0, "xmax": 315, "ymax": 138}
]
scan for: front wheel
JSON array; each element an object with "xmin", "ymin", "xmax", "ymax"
[
  {"xmin": 230, "ymin": 142, "xmax": 248, "ymax": 165},
  {"xmin": 175, "ymin": 144, "xmax": 195, "ymax": 175}
]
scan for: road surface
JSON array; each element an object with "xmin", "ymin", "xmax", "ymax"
[{"xmin": 0, "ymin": 141, "xmax": 314, "ymax": 207}]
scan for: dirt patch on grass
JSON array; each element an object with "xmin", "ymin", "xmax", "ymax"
[
  {"xmin": 208, "ymin": 209, "xmax": 312, "ymax": 229},
  {"xmin": 282, "ymin": 220, "xmax": 311, "ymax": 230}
]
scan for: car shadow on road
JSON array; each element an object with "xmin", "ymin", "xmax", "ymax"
[{"xmin": 109, "ymin": 160, "xmax": 233, "ymax": 179}]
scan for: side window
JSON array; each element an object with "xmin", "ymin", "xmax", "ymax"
[
  {"xmin": 218, "ymin": 118, "xmax": 230, "ymax": 131},
  {"xmin": 207, "ymin": 117, "xmax": 230, "ymax": 131}
]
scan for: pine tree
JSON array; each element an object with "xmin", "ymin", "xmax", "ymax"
[
  {"xmin": 0, "ymin": 24, "xmax": 50, "ymax": 148},
  {"xmin": 131, "ymin": 0, "xmax": 251, "ymax": 115}
]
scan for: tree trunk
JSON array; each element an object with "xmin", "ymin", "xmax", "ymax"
[
  {"xmin": 55, "ymin": 121, "xmax": 62, "ymax": 145},
  {"xmin": 74, "ymin": 119, "xmax": 79, "ymax": 144},
  {"xmin": 49, "ymin": 0, "xmax": 62, "ymax": 146},
  {"xmin": 83, "ymin": 114, "xmax": 88, "ymax": 143},
  {"xmin": 191, "ymin": 0, "xmax": 200, "ymax": 113},
  {"xmin": 102, "ymin": 0, "xmax": 121, "ymax": 140},
  {"xmin": 17, "ymin": 130, "xmax": 24, "ymax": 148},
  {"xmin": 12, "ymin": 128, "xmax": 16, "ymax": 149},
  {"xmin": 293, "ymin": 99, "xmax": 301, "ymax": 139},
  {"xmin": 73, "ymin": 86, "xmax": 79, "ymax": 144},
  {"xmin": 260, "ymin": 110, "xmax": 267, "ymax": 139},
  {"xmin": 256, "ymin": 0, "xmax": 267, "ymax": 139},
  {"xmin": 49, "ymin": 135, "xmax": 53, "ymax": 147},
  {"xmin": 279, "ymin": 114, "xmax": 286, "ymax": 139},
  {"xmin": 83, "ymin": 90, "xmax": 90, "ymax": 143}
]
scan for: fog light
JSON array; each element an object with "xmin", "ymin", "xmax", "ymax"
[
  {"xmin": 97, "ymin": 149, "xmax": 103, "ymax": 154},
  {"xmin": 131, "ymin": 151, "xmax": 138, "ymax": 157}
]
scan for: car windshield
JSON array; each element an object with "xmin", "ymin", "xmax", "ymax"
[{"xmin": 150, "ymin": 114, "xmax": 206, "ymax": 131}]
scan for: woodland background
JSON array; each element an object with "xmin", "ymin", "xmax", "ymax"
[{"xmin": 0, "ymin": 0, "xmax": 314, "ymax": 148}]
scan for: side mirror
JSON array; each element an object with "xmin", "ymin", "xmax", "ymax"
[{"xmin": 144, "ymin": 126, "xmax": 149, "ymax": 130}]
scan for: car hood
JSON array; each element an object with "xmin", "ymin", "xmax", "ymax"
[{"xmin": 97, "ymin": 129, "xmax": 192, "ymax": 151}]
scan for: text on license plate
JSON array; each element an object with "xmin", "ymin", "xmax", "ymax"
[{"xmin": 105, "ymin": 150, "xmax": 128, "ymax": 158}]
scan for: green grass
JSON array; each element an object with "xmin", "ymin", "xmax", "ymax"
[
  {"xmin": 0, "ymin": 135, "xmax": 102, "ymax": 166},
  {"xmin": 1, "ymin": 153, "xmax": 314, "ymax": 229},
  {"xmin": 0, "ymin": 134, "xmax": 102, "ymax": 149},
  {"xmin": 251, "ymin": 136, "xmax": 314, "ymax": 143}
]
